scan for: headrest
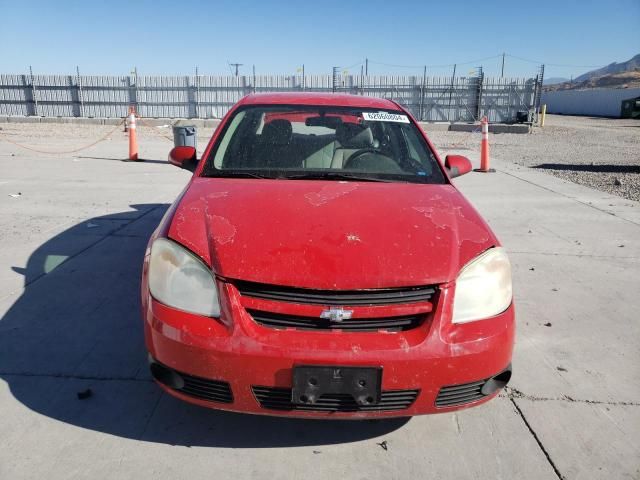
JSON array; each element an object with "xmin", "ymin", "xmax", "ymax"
[
  {"xmin": 262, "ymin": 119, "xmax": 292, "ymax": 145},
  {"xmin": 335, "ymin": 123, "xmax": 374, "ymax": 148}
]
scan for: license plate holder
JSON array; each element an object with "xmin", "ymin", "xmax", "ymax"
[{"xmin": 292, "ymin": 365, "xmax": 382, "ymax": 406}]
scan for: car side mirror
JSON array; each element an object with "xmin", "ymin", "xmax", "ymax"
[
  {"xmin": 444, "ymin": 155, "xmax": 472, "ymax": 178},
  {"xmin": 168, "ymin": 146, "xmax": 198, "ymax": 172}
]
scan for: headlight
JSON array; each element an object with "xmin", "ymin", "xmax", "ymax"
[
  {"xmin": 452, "ymin": 247, "xmax": 512, "ymax": 324},
  {"xmin": 148, "ymin": 238, "xmax": 220, "ymax": 317}
]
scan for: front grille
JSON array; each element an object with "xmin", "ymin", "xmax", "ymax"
[
  {"xmin": 151, "ymin": 361, "xmax": 233, "ymax": 404},
  {"xmin": 248, "ymin": 309, "xmax": 424, "ymax": 332},
  {"xmin": 435, "ymin": 380, "xmax": 486, "ymax": 407},
  {"xmin": 235, "ymin": 280, "xmax": 436, "ymax": 306},
  {"xmin": 252, "ymin": 386, "xmax": 419, "ymax": 412}
]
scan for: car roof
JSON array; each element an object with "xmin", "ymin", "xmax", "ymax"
[{"xmin": 238, "ymin": 92, "xmax": 403, "ymax": 110}]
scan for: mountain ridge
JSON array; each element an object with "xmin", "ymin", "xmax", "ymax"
[
  {"xmin": 543, "ymin": 54, "xmax": 640, "ymax": 91},
  {"xmin": 575, "ymin": 54, "xmax": 640, "ymax": 82}
]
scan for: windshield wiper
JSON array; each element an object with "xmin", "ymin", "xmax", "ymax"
[
  {"xmin": 278, "ymin": 172, "xmax": 401, "ymax": 183},
  {"xmin": 202, "ymin": 171, "xmax": 271, "ymax": 179}
]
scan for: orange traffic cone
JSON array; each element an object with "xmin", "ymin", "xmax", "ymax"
[
  {"xmin": 128, "ymin": 106, "xmax": 139, "ymax": 161},
  {"xmin": 475, "ymin": 116, "xmax": 495, "ymax": 173}
]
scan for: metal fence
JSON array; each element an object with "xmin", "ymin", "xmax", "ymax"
[{"xmin": 0, "ymin": 72, "xmax": 543, "ymax": 123}]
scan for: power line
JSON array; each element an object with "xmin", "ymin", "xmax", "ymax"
[
  {"xmin": 505, "ymin": 54, "xmax": 606, "ymax": 69},
  {"xmin": 367, "ymin": 59, "xmax": 424, "ymax": 69},
  {"xmin": 340, "ymin": 60, "xmax": 365, "ymax": 71},
  {"xmin": 233, "ymin": 52, "xmax": 603, "ymax": 76},
  {"xmin": 344, "ymin": 61, "xmax": 364, "ymax": 70},
  {"xmin": 367, "ymin": 55, "xmax": 503, "ymax": 70},
  {"xmin": 365, "ymin": 53, "xmax": 608, "ymax": 71}
]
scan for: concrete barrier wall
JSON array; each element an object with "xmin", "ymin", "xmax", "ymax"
[{"xmin": 541, "ymin": 88, "xmax": 640, "ymax": 118}]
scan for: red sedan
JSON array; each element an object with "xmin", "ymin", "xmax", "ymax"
[{"xmin": 141, "ymin": 92, "xmax": 514, "ymax": 418}]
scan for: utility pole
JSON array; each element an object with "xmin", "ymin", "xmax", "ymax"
[
  {"xmin": 534, "ymin": 64, "xmax": 545, "ymax": 124},
  {"xmin": 76, "ymin": 65, "xmax": 84, "ymax": 117},
  {"xmin": 420, "ymin": 65, "xmax": 426, "ymax": 120},
  {"xmin": 252, "ymin": 64, "xmax": 256, "ymax": 93},
  {"xmin": 130, "ymin": 65, "xmax": 139, "ymax": 112},
  {"xmin": 448, "ymin": 63, "xmax": 457, "ymax": 114},
  {"xmin": 476, "ymin": 66, "xmax": 484, "ymax": 120},
  {"xmin": 501, "ymin": 52, "xmax": 505, "ymax": 78},
  {"xmin": 332, "ymin": 67, "xmax": 339, "ymax": 93},
  {"xmin": 365, "ymin": 58, "xmax": 368, "ymax": 76},
  {"xmin": 29, "ymin": 65, "xmax": 39, "ymax": 116},
  {"xmin": 229, "ymin": 63, "xmax": 243, "ymax": 76},
  {"xmin": 195, "ymin": 66, "xmax": 200, "ymax": 118}
]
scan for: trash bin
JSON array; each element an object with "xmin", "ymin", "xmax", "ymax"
[
  {"xmin": 515, "ymin": 111, "xmax": 529, "ymax": 123},
  {"xmin": 172, "ymin": 125, "xmax": 197, "ymax": 148}
]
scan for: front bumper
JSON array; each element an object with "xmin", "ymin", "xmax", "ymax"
[{"xmin": 142, "ymin": 281, "xmax": 515, "ymax": 418}]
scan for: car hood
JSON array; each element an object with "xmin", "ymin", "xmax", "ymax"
[{"xmin": 167, "ymin": 177, "xmax": 497, "ymax": 289}]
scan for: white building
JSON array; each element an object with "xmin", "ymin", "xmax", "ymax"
[{"xmin": 541, "ymin": 87, "xmax": 640, "ymax": 118}]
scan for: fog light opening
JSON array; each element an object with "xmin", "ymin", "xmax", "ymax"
[
  {"xmin": 150, "ymin": 362, "xmax": 185, "ymax": 390},
  {"xmin": 481, "ymin": 365, "xmax": 512, "ymax": 396}
]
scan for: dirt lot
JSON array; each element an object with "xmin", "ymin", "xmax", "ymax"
[{"xmin": 428, "ymin": 114, "xmax": 640, "ymax": 201}]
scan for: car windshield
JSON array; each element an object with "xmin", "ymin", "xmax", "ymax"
[{"xmin": 202, "ymin": 106, "xmax": 446, "ymax": 184}]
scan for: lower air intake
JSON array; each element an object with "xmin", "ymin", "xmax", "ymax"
[
  {"xmin": 252, "ymin": 386, "xmax": 419, "ymax": 412},
  {"xmin": 435, "ymin": 380, "xmax": 486, "ymax": 407},
  {"xmin": 435, "ymin": 366, "xmax": 512, "ymax": 407},
  {"xmin": 150, "ymin": 361, "xmax": 233, "ymax": 404}
]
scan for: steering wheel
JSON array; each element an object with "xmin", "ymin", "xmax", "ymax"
[
  {"xmin": 344, "ymin": 148, "xmax": 403, "ymax": 173},
  {"xmin": 345, "ymin": 148, "xmax": 391, "ymax": 166}
]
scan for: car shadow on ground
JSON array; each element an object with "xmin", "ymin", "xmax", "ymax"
[
  {"xmin": 76, "ymin": 155, "xmax": 169, "ymax": 164},
  {"xmin": 0, "ymin": 204, "xmax": 408, "ymax": 448},
  {"xmin": 533, "ymin": 163, "xmax": 640, "ymax": 174}
]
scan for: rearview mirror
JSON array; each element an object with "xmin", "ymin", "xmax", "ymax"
[
  {"xmin": 168, "ymin": 146, "xmax": 197, "ymax": 172},
  {"xmin": 305, "ymin": 116, "xmax": 342, "ymax": 129},
  {"xmin": 444, "ymin": 155, "xmax": 472, "ymax": 178}
]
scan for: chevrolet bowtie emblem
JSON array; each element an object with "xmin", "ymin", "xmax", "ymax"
[{"xmin": 320, "ymin": 307, "xmax": 353, "ymax": 322}]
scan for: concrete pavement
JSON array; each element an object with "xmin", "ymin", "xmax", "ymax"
[
  {"xmin": 454, "ymin": 154, "xmax": 640, "ymax": 479},
  {"xmin": 0, "ymin": 130, "xmax": 638, "ymax": 479}
]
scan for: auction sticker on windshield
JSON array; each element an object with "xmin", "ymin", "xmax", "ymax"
[{"xmin": 362, "ymin": 111, "xmax": 410, "ymax": 123}]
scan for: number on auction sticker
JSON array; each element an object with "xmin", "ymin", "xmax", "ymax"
[{"xmin": 362, "ymin": 111, "xmax": 410, "ymax": 123}]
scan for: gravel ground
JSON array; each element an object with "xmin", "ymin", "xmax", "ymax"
[
  {"xmin": 0, "ymin": 122, "xmax": 215, "ymax": 150},
  {"xmin": 428, "ymin": 114, "xmax": 640, "ymax": 202},
  {"xmin": 1, "ymin": 115, "xmax": 639, "ymax": 201}
]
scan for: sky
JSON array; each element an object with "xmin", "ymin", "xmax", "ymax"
[{"xmin": 1, "ymin": 0, "xmax": 638, "ymax": 80}]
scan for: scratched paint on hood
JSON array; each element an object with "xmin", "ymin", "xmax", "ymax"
[
  {"xmin": 210, "ymin": 216, "xmax": 236, "ymax": 245},
  {"xmin": 167, "ymin": 177, "xmax": 497, "ymax": 289},
  {"xmin": 304, "ymin": 182, "xmax": 359, "ymax": 207}
]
